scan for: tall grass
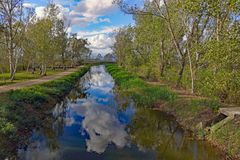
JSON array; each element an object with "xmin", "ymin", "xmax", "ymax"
[{"xmin": 106, "ymin": 64, "xmax": 176, "ymax": 107}]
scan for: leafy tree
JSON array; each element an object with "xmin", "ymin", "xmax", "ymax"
[{"xmin": 114, "ymin": 0, "xmax": 240, "ymax": 104}]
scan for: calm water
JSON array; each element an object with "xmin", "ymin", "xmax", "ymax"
[{"xmin": 16, "ymin": 65, "xmax": 222, "ymax": 160}]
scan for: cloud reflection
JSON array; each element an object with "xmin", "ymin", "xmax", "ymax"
[
  {"xmin": 69, "ymin": 65, "xmax": 129, "ymax": 154},
  {"xmin": 70, "ymin": 96, "xmax": 128, "ymax": 154}
]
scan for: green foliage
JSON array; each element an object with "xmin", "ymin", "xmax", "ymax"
[
  {"xmin": 210, "ymin": 117, "xmax": 240, "ymax": 157},
  {"xmin": 106, "ymin": 64, "xmax": 176, "ymax": 107},
  {"xmin": 114, "ymin": 0, "xmax": 240, "ymax": 105},
  {"xmin": 8, "ymin": 89, "xmax": 48, "ymax": 106},
  {"xmin": 0, "ymin": 118, "xmax": 15, "ymax": 134},
  {"xmin": 190, "ymin": 99, "xmax": 220, "ymax": 111}
]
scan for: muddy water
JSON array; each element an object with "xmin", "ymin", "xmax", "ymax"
[{"xmin": 17, "ymin": 65, "xmax": 222, "ymax": 160}]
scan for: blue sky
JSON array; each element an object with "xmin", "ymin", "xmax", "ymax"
[{"xmin": 23, "ymin": 0, "xmax": 134, "ymax": 56}]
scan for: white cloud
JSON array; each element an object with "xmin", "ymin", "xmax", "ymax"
[
  {"xmin": 95, "ymin": 18, "xmax": 111, "ymax": 24},
  {"xmin": 23, "ymin": 3, "xmax": 36, "ymax": 8},
  {"xmin": 35, "ymin": 6, "xmax": 46, "ymax": 19},
  {"xmin": 77, "ymin": 26, "xmax": 119, "ymax": 37},
  {"xmin": 74, "ymin": 0, "xmax": 116, "ymax": 18},
  {"xmin": 33, "ymin": 0, "xmax": 116, "ymax": 27},
  {"xmin": 88, "ymin": 34, "xmax": 114, "ymax": 49},
  {"xmin": 69, "ymin": 0, "xmax": 117, "ymax": 26},
  {"xmin": 77, "ymin": 26, "xmax": 119, "ymax": 57}
]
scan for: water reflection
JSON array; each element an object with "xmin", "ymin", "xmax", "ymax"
[
  {"xmin": 129, "ymin": 108, "xmax": 222, "ymax": 160},
  {"xmin": 14, "ymin": 65, "xmax": 222, "ymax": 160},
  {"xmin": 70, "ymin": 101, "xmax": 128, "ymax": 153}
]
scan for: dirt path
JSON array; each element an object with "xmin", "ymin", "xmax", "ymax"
[{"xmin": 0, "ymin": 67, "xmax": 82, "ymax": 93}]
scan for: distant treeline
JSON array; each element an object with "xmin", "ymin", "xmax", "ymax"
[{"xmin": 113, "ymin": 0, "xmax": 240, "ymax": 104}]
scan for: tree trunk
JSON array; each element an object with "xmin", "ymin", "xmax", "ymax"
[
  {"xmin": 41, "ymin": 64, "xmax": 47, "ymax": 76},
  {"xmin": 187, "ymin": 48, "xmax": 194, "ymax": 94},
  {"xmin": 26, "ymin": 61, "xmax": 31, "ymax": 72},
  {"xmin": 160, "ymin": 63, "xmax": 165, "ymax": 77},
  {"xmin": 176, "ymin": 54, "xmax": 186, "ymax": 88},
  {"xmin": 9, "ymin": 49, "xmax": 15, "ymax": 81},
  {"xmin": 160, "ymin": 39, "xmax": 165, "ymax": 77},
  {"xmin": 62, "ymin": 52, "xmax": 66, "ymax": 69},
  {"xmin": 31, "ymin": 61, "xmax": 35, "ymax": 74}
]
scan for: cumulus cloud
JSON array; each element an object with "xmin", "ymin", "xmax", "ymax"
[
  {"xmin": 75, "ymin": 0, "xmax": 116, "ymax": 17},
  {"xmin": 88, "ymin": 34, "xmax": 115, "ymax": 50},
  {"xmin": 47, "ymin": 0, "xmax": 117, "ymax": 27},
  {"xmin": 77, "ymin": 26, "xmax": 119, "ymax": 56}
]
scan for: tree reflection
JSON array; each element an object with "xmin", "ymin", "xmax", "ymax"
[
  {"xmin": 129, "ymin": 108, "xmax": 190, "ymax": 159},
  {"xmin": 129, "ymin": 108, "xmax": 220, "ymax": 160}
]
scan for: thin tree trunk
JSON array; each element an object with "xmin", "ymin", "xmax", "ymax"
[
  {"xmin": 9, "ymin": 49, "xmax": 15, "ymax": 81},
  {"xmin": 160, "ymin": 39, "xmax": 165, "ymax": 77},
  {"xmin": 12, "ymin": 55, "xmax": 19, "ymax": 80},
  {"xmin": 187, "ymin": 47, "xmax": 194, "ymax": 94},
  {"xmin": 26, "ymin": 60, "xmax": 31, "ymax": 72},
  {"xmin": 41, "ymin": 64, "xmax": 47, "ymax": 76},
  {"xmin": 176, "ymin": 54, "xmax": 186, "ymax": 88},
  {"xmin": 160, "ymin": 64, "xmax": 165, "ymax": 77}
]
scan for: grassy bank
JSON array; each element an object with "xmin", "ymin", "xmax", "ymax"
[
  {"xmin": 0, "ymin": 66, "xmax": 89, "ymax": 158},
  {"xmin": 106, "ymin": 64, "xmax": 240, "ymax": 159},
  {"xmin": 106, "ymin": 64, "xmax": 176, "ymax": 107}
]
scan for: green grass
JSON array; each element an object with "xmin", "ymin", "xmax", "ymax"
[
  {"xmin": 0, "ymin": 69, "xmax": 64, "ymax": 86},
  {"xmin": 106, "ymin": 64, "xmax": 176, "ymax": 107},
  {"xmin": 209, "ymin": 117, "xmax": 240, "ymax": 158},
  {"xmin": 0, "ymin": 66, "xmax": 89, "ymax": 136}
]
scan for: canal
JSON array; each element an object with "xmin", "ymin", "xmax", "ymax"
[{"xmin": 17, "ymin": 65, "xmax": 222, "ymax": 160}]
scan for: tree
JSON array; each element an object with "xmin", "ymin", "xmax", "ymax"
[
  {"xmin": 28, "ymin": 18, "xmax": 53, "ymax": 76},
  {"xmin": 113, "ymin": 26, "xmax": 135, "ymax": 69},
  {"xmin": 0, "ymin": 0, "xmax": 24, "ymax": 80},
  {"xmin": 113, "ymin": 0, "xmax": 240, "ymax": 103},
  {"xmin": 67, "ymin": 34, "xmax": 91, "ymax": 66}
]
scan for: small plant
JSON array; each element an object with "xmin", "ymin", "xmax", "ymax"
[{"xmin": 0, "ymin": 118, "xmax": 16, "ymax": 134}]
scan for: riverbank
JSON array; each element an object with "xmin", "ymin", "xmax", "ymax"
[
  {"xmin": 106, "ymin": 64, "xmax": 240, "ymax": 159},
  {"xmin": 0, "ymin": 66, "xmax": 89, "ymax": 159}
]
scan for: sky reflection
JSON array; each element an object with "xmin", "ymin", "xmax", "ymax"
[{"xmin": 69, "ymin": 65, "xmax": 131, "ymax": 154}]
